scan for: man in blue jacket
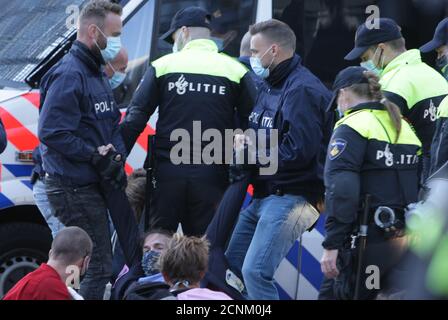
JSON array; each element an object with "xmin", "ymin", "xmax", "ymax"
[
  {"xmin": 38, "ymin": 0, "xmax": 126, "ymax": 300},
  {"xmin": 225, "ymin": 19, "xmax": 333, "ymax": 300}
]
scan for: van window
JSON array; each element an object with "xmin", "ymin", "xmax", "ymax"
[
  {"xmin": 0, "ymin": 0, "xmax": 89, "ymax": 88},
  {"xmin": 151, "ymin": 0, "xmax": 257, "ymax": 60},
  {"xmin": 274, "ymin": 0, "xmax": 447, "ymax": 86},
  {"xmin": 117, "ymin": 0, "xmax": 156, "ymax": 107}
]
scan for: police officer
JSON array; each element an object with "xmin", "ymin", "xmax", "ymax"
[
  {"xmin": 420, "ymin": 18, "xmax": 448, "ymax": 176},
  {"xmin": 420, "ymin": 18, "xmax": 448, "ymax": 81},
  {"xmin": 345, "ymin": 18, "xmax": 448, "ymax": 182},
  {"xmin": 120, "ymin": 7, "xmax": 255, "ymax": 236},
  {"xmin": 319, "ymin": 67, "xmax": 421, "ymax": 300},
  {"xmin": 32, "ymin": 47, "xmax": 129, "ymax": 239},
  {"xmin": 225, "ymin": 19, "xmax": 331, "ymax": 300},
  {"xmin": 38, "ymin": 0, "xmax": 126, "ymax": 300}
]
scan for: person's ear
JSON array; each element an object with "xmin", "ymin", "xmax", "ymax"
[
  {"xmin": 81, "ymin": 256, "xmax": 91, "ymax": 274},
  {"xmin": 198, "ymin": 271, "xmax": 206, "ymax": 281},
  {"xmin": 377, "ymin": 43, "xmax": 386, "ymax": 51},
  {"xmin": 104, "ymin": 64, "xmax": 113, "ymax": 78},
  {"xmin": 182, "ymin": 26, "xmax": 189, "ymax": 39},
  {"xmin": 271, "ymin": 44, "xmax": 279, "ymax": 57},
  {"xmin": 48, "ymin": 249, "xmax": 53, "ymax": 258},
  {"xmin": 87, "ymin": 24, "xmax": 97, "ymax": 40}
]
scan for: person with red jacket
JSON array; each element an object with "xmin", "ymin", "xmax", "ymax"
[{"xmin": 3, "ymin": 226, "xmax": 92, "ymax": 300}]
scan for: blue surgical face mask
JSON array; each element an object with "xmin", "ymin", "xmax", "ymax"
[
  {"xmin": 141, "ymin": 250, "xmax": 161, "ymax": 276},
  {"xmin": 95, "ymin": 25, "xmax": 122, "ymax": 62},
  {"xmin": 172, "ymin": 33, "xmax": 180, "ymax": 53},
  {"xmin": 250, "ymin": 46, "xmax": 275, "ymax": 79},
  {"xmin": 360, "ymin": 47, "xmax": 384, "ymax": 76},
  {"xmin": 109, "ymin": 71, "xmax": 126, "ymax": 89},
  {"xmin": 107, "ymin": 63, "xmax": 126, "ymax": 89}
]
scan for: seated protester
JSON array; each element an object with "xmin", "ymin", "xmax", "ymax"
[
  {"xmin": 159, "ymin": 234, "xmax": 232, "ymax": 300},
  {"xmin": 138, "ymin": 229, "xmax": 173, "ymax": 284},
  {"xmin": 112, "ymin": 229, "xmax": 172, "ymax": 300},
  {"xmin": 3, "ymin": 227, "xmax": 92, "ymax": 300},
  {"xmin": 123, "ymin": 159, "xmax": 251, "ymax": 300}
]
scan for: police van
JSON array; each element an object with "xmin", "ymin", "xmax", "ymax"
[{"xmin": 0, "ymin": 0, "xmax": 443, "ymax": 299}]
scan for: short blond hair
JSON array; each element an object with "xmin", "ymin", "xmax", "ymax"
[
  {"xmin": 79, "ymin": 0, "xmax": 122, "ymax": 28},
  {"xmin": 159, "ymin": 233, "xmax": 210, "ymax": 284}
]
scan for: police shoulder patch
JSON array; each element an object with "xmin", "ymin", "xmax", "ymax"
[{"xmin": 329, "ymin": 138, "xmax": 347, "ymax": 160}]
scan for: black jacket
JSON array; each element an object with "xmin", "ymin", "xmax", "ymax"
[
  {"xmin": 38, "ymin": 41, "xmax": 125, "ymax": 186},
  {"xmin": 120, "ymin": 39, "xmax": 256, "ymax": 166},
  {"xmin": 250, "ymin": 54, "xmax": 333, "ymax": 205},
  {"xmin": 322, "ymin": 102, "xmax": 421, "ymax": 250}
]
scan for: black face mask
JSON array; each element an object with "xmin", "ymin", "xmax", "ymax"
[
  {"xmin": 78, "ymin": 256, "xmax": 90, "ymax": 287},
  {"xmin": 436, "ymin": 55, "xmax": 448, "ymax": 79}
]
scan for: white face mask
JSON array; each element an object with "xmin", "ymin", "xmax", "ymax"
[
  {"xmin": 250, "ymin": 46, "xmax": 275, "ymax": 78},
  {"xmin": 336, "ymin": 106, "xmax": 345, "ymax": 119},
  {"xmin": 172, "ymin": 30, "xmax": 189, "ymax": 53},
  {"xmin": 336, "ymin": 91, "xmax": 348, "ymax": 118}
]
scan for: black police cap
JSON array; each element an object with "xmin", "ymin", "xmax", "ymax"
[
  {"xmin": 420, "ymin": 18, "xmax": 448, "ymax": 53},
  {"xmin": 160, "ymin": 7, "xmax": 212, "ymax": 44},
  {"xmin": 345, "ymin": 18, "xmax": 403, "ymax": 61},
  {"xmin": 327, "ymin": 66, "xmax": 370, "ymax": 112}
]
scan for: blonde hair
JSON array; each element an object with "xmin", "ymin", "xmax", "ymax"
[{"xmin": 159, "ymin": 233, "xmax": 210, "ymax": 284}]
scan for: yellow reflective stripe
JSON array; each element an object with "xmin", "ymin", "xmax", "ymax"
[
  {"xmin": 152, "ymin": 40, "xmax": 247, "ymax": 84},
  {"xmin": 380, "ymin": 51, "xmax": 448, "ymax": 109},
  {"xmin": 336, "ymin": 109, "xmax": 422, "ymax": 147}
]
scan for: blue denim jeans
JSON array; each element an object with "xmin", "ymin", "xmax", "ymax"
[
  {"xmin": 33, "ymin": 178, "xmax": 64, "ymax": 238},
  {"xmin": 225, "ymin": 194, "xmax": 319, "ymax": 300}
]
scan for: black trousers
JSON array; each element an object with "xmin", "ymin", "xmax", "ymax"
[
  {"xmin": 45, "ymin": 175, "xmax": 112, "ymax": 300},
  {"xmin": 319, "ymin": 229, "xmax": 408, "ymax": 300},
  {"xmin": 148, "ymin": 162, "xmax": 228, "ymax": 236}
]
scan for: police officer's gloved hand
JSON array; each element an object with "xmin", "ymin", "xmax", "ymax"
[
  {"xmin": 230, "ymin": 139, "xmax": 257, "ymax": 184},
  {"xmin": 107, "ymin": 166, "xmax": 127, "ymax": 191},
  {"xmin": 91, "ymin": 151, "xmax": 127, "ymax": 190}
]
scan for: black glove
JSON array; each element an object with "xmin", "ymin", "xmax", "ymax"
[{"xmin": 91, "ymin": 151, "xmax": 127, "ymax": 190}]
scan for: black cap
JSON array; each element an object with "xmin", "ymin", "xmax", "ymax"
[
  {"xmin": 160, "ymin": 7, "xmax": 212, "ymax": 44},
  {"xmin": 345, "ymin": 18, "xmax": 403, "ymax": 61},
  {"xmin": 420, "ymin": 18, "xmax": 448, "ymax": 53},
  {"xmin": 327, "ymin": 66, "xmax": 370, "ymax": 112}
]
